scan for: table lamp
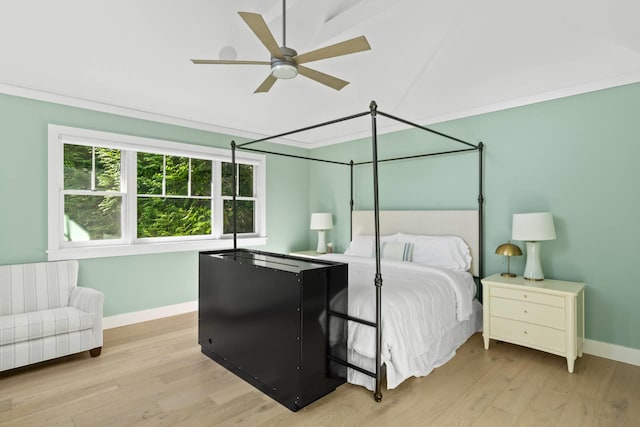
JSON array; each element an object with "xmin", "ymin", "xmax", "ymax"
[
  {"xmin": 512, "ymin": 212, "xmax": 556, "ymax": 281},
  {"xmin": 310, "ymin": 213, "xmax": 333, "ymax": 254},
  {"xmin": 495, "ymin": 242, "xmax": 522, "ymax": 277}
]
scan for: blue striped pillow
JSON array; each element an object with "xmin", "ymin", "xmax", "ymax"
[{"xmin": 381, "ymin": 241, "xmax": 412, "ymax": 261}]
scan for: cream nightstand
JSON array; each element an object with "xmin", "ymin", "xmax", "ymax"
[
  {"xmin": 481, "ymin": 274, "xmax": 585, "ymax": 373},
  {"xmin": 289, "ymin": 250, "xmax": 322, "ymax": 259}
]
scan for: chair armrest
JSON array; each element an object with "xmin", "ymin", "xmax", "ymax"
[
  {"xmin": 70, "ymin": 286, "xmax": 105, "ymax": 346},
  {"xmin": 70, "ymin": 286, "xmax": 105, "ymax": 315}
]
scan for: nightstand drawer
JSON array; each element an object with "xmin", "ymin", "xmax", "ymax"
[
  {"xmin": 490, "ymin": 317, "xmax": 565, "ymax": 354},
  {"xmin": 491, "ymin": 286, "xmax": 565, "ymax": 307},
  {"xmin": 490, "ymin": 297, "xmax": 565, "ymax": 330}
]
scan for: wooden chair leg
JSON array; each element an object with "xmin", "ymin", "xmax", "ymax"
[{"xmin": 89, "ymin": 347, "xmax": 102, "ymax": 357}]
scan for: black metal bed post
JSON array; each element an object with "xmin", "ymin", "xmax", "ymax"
[
  {"xmin": 349, "ymin": 160, "xmax": 354, "ymax": 240},
  {"xmin": 478, "ymin": 142, "xmax": 485, "ymax": 289},
  {"xmin": 369, "ymin": 101, "xmax": 384, "ymax": 402},
  {"xmin": 231, "ymin": 140, "xmax": 238, "ymax": 250}
]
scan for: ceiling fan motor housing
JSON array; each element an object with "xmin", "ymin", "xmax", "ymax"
[{"xmin": 271, "ymin": 46, "xmax": 298, "ymax": 79}]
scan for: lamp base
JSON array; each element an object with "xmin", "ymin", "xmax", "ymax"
[
  {"xmin": 523, "ymin": 241, "xmax": 545, "ymax": 281},
  {"xmin": 500, "ymin": 272, "xmax": 516, "ymax": 278},
  {"xmin": 316, "ymin": 230, "xmax": 327, "ymax": 254}
]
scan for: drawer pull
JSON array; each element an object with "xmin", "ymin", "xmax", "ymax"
[
  {"xmin": 524, "ymin": 310, "xmax": 528, "ymax": 314},
  {"xmin": 523, "ymin": 294, "xmax": 528, "ymax": 298},
  {"xmin": 523, "ymin": 331, "xmax": 528, "ymax": 334}
]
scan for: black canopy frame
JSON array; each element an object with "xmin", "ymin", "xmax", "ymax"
[{"xmin": 229, "ymin": 101, "xmax": 484, "ymax": 402}]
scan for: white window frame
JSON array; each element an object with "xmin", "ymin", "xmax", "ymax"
[{"xmin": 47, "ymin": 125, "xmax": 267, "ymax": 261}]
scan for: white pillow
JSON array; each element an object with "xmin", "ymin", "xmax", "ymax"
[
  {"xmin": 344, "ymin": 234, "xmax": 397, "ymax": 257},
  {"xmin": 381, "ymin": 241, "xmax": 412, "ymax": 261},
  {"xmin": 396, "ymin": 232, "xmax": 472, "ymax": 271}
]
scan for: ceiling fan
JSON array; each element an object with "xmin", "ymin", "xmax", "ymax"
[{"xmin": 191, "ymin": 0, "xmax": 371, "ymax": 93}]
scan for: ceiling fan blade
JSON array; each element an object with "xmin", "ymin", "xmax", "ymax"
[
  {"xmin": 294, "ymin": 35, "xmax": 371, "ymax": 65},
  {"xmin": 191, "ymin": 59, "xmax": 270, "ymax": 65},
  {"xmin": 297, "ymin": 66, "xmax": 349, "ymax": 91},
  {"xmin": 254, "ymin": 74, "xmax": 278, "ymax": 93},
  {"xmin": 238, "ymin": 12, "xmax": 283, "ymax": 59}
]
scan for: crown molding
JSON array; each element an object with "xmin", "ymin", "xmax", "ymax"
[{"xmin": 0, "ymin": 83, "xmax": 308, "ymax": 149}]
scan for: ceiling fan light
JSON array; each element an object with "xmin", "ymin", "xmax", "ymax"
[{"xmin": 271, "ymin": 63, "xmax": 298, "ymax": 79}]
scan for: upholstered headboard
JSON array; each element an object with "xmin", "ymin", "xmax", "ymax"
[{"xmin": 351, "ymin": 210, "xmax": 480, "ymax": 277}]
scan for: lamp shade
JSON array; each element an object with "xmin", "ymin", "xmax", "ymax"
[
  {"xmin": 310, "ymin": 213, "xmax": 333, "ymax": 230},
  {"xmin": 495, "ymin": 243, "xmax": 523, "ymax": 257},
  {"xmin": 512, "ymin": 212, "xmax": 556, "ymax": 241}
]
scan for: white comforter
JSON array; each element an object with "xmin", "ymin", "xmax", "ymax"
[{"xmin": 320, "ymin": 254, "xmax": 478, "ymax": 389}]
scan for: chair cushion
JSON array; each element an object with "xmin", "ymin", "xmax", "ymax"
[{"xmin": 0, "ymin": 307, "xmax": 95, "ymax": 346}]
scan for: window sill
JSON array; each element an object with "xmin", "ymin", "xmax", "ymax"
[{"xmin": 47, "ymin": 237, "xmax": 268, "ymax": 261}]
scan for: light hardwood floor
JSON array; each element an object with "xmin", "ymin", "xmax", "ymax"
[{"xmin": 1, "ymin": 312, "xmax": 638, "ymax": 426}]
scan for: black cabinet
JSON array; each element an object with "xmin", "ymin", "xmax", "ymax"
[{"xmin": 199, "ymin": 249, "xmax": 348, "ymax": 411}]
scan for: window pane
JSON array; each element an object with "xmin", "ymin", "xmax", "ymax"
[
  {"xmin": 165, "ymin": 155, "xmax": 189, "ymax": 196},
  {"xmin": 64, "ymin": 195, "xmax": 122, "ymax": 241},
  {"xmin": 137, "ymin": 197, "xmax": 211, "ymax": 238},
  {"xmin": 191, "ymin": 158, "xmax": 212, "ymax": 197},
  {"xmin": 95, "ymin": 147, "xmax": 121, "ymax": 191},
  {"xmin": 64, "ymin": 144, "xmax": 92, "ymax": 190},
  {"xmin": 223, "ymin": 200, "xmax": 254, "ymax": 234},
  {"xmin": 221, "ymin": 162, "xmax": 234, "ymax": 196},
  {"xmin": 137, "ymin": 152, "xmax": 163, "ymax": 195},
  {"xmin": 238, "ymin": 164, "xmax": 253, "ymax": 197}
]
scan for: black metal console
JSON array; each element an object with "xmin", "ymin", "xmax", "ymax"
[{"xmin": 198, "ymin": 249, "xmax": 348, "ymax": 411}]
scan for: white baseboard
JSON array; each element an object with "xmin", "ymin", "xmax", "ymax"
[
  {"xmin": 102, "ymin": 300, "xmax": 198, "ymax": 330},
  {"xmin": 102, "ymin": 302, "xmax": 640, "ymax": 368},
  {"xmin": 584, "ymin": 339, "xmax": 640, "ymax": 367}
]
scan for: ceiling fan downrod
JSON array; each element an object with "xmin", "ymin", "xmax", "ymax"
[
  {"xmin": 282, "ymin": 0, "xmax": 286, "ymax": 47},
  {"xmin": 271, "ymin": 0, "xmax": 297, "ymax": 79}
]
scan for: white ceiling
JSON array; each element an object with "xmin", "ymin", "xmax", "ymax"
[{"xmin": 1, "ymin": 0, "xmax": 639, "ymax": 147}]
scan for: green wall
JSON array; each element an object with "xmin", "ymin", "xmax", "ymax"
[
  {"xmin": 2, "ymin": 82, "xmax": 639, "ymax": 351},
  {"xmin": 309, "ymin": 83, "xmax": 640, "ymax": 350},
  {"xmin": 0, "ymin": 93, "xmax": 311, "ymax": 317}
]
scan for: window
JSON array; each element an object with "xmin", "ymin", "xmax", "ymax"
[
  {"xmin": 136, "ymin": 153, "xmax": 213, "ymax": 238},
  {"xmin": 222, "ymin": 162, "xmax": 256, "ymax": 234},
  {"xmin": 63, "ymin": 144, "xmax": 123, "ymax": 242},
  {"xmin": 48, "ymin": 125, "xmax": 266, "ymax": 260}
]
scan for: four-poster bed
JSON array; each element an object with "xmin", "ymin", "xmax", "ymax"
[{"xmin": 199, "ymin": 101, "xmax": 484, "ymax": 409}]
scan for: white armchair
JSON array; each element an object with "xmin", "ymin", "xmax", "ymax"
[{"xmin": 0, "ymin": 260, "xmax": 104, "ymax": 372}]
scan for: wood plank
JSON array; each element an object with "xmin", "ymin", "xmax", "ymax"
[
  {"xmin": 428, "ymin": 343, "xmax": 534, "ymax": 426},
  {"xmin": 601, "ymin": 361, "xmax": 640, "ymax": 426},
  {"xmin": 555, "ymin": 354, "xmax": 617, "ymax": 426},
  {"xmin": 473, "ymin": 347, "xmax": 560, "ymax": 426}
]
